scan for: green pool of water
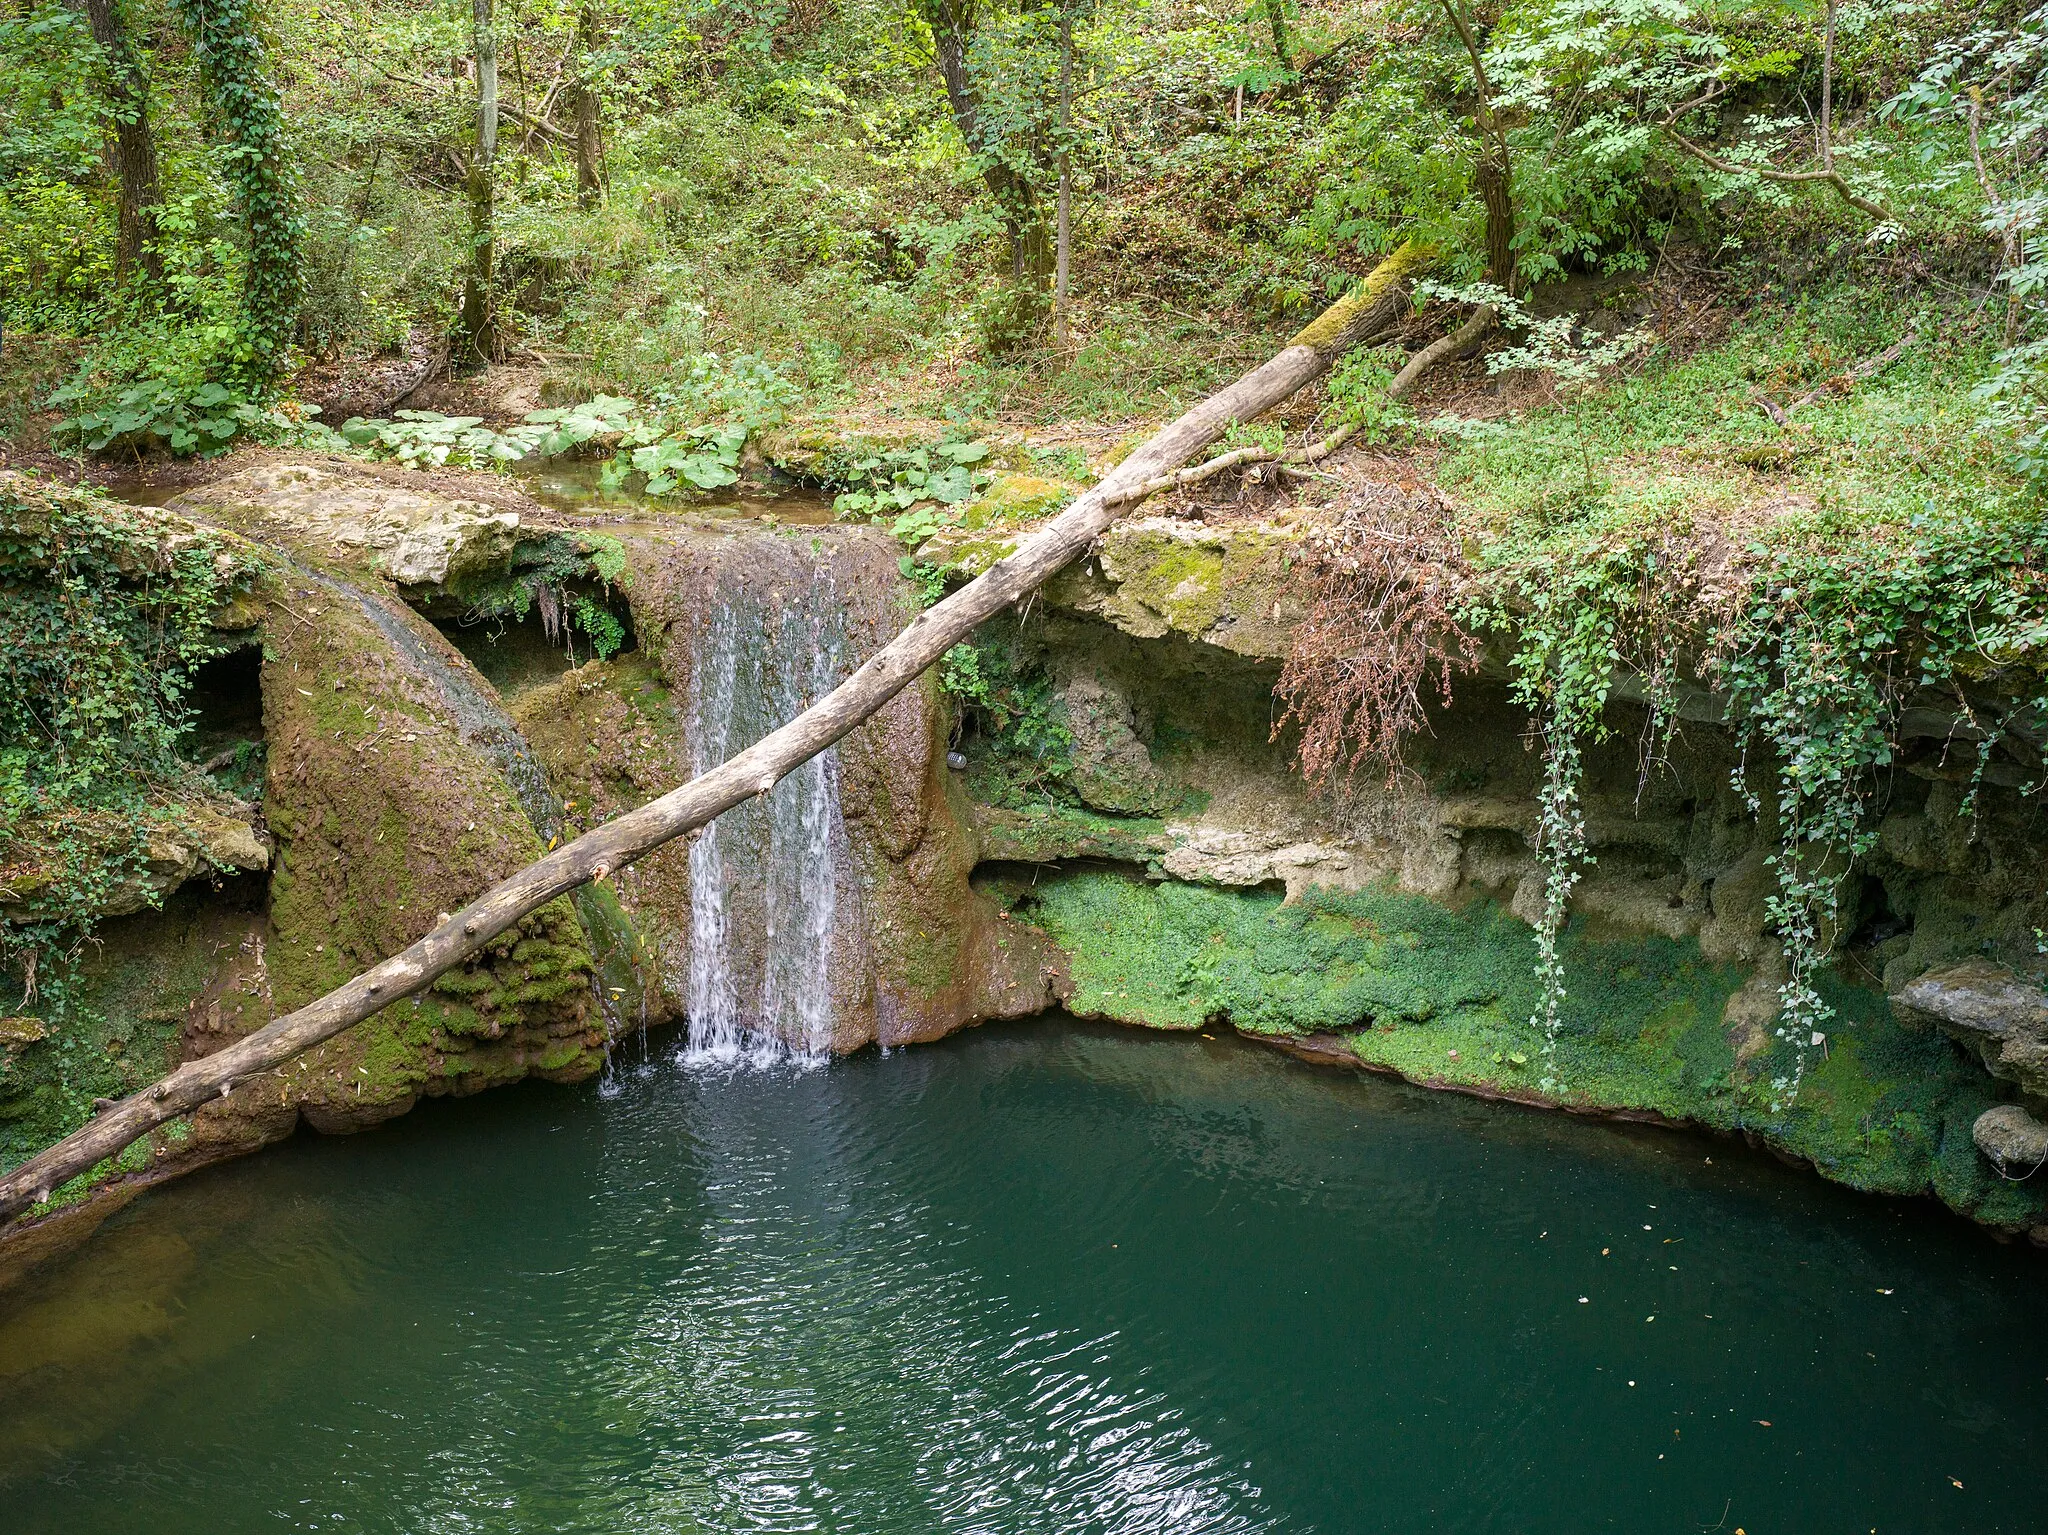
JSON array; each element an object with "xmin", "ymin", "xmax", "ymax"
[{"xmin": 4, "ymin": 1021, "xmax": 2044, "ymax": 1532}]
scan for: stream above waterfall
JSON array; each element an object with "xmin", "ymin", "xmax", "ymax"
[{"xmin": 5, "ymin": 1020, "xmax": 2046, "ymax": 1534}]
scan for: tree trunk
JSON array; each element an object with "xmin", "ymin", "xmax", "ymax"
[
  {"xmin": 1263, "ymin": 0, "xmax": 1289, "ymax": 72},
  {"xmin": 1475, "ymin": 150, "xmax": 1514, "ymax": 295},
  {"xmin": 925, "ymin": 0, "xmax": 1045, "ymax": 290},
  {"xmin": 573, "ymin": 0, "xmax": 602, "ymax": 210},
  {"xmin": 0, "ymin": 241, "xmax": 1431, "ymax": 1231},
  {"xmin": 1441, "ymin": 0, "xmax": 1515, "ymax": 294},
  {"xmin": 79, "ymin": 0, "xmax": 162, "ymax": 284},
  {"xmin": 457, "ymin": 0, "xmax": 498, "ymax": 366},
  {"xmin": 1053, "ymin": 5, "xmax": 1072, "ymax": 350}
]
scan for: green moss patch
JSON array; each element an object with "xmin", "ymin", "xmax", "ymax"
[{"xmin": 1003, "ymin": 869, "xmax": 2045, "ymax": 1229}]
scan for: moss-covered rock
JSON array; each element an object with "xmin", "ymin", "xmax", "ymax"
[
  {"xmin": 258, "ymin": 561, "xmax": 601, "ymax": 1131},
  {"xmin": 1, "ymin": 798, "xmax": 269, "ymax": 924},
  {"xmin": 1060, "ymin": 670, "xmax": 1183, "ymax": 815},
  {"xmin": 917, "ymin": 515, "xmax": 1306, "ymax": 657},
  {"xmin": 0, "ymin": 880, "xmax": 289, "ymax": 1193},
  {"xmin": 961, "ymin": 473, "xmax": 1073, "ymax": 528},
  {"xmin": 987, "ymin": 866, "xmax": 2048, "ymax": 1232},
  {"xmin": 514, "ymin": 651, "xmax": 696, "ymax": 1022}
]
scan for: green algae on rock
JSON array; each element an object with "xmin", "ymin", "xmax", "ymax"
[
  {"xmin": 916, "ymin": 515, "xmax": 1305, "ymax": 658},
  {"xmin": 257, "ymin": 560, "xmax": 601, "ymax": 1132},
  {"xmin": 992, "ymin": 867, "xmax": 2046, "ymax": 1231}
]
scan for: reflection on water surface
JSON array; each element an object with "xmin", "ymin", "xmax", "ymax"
[{"xmin": 5, "ymin": 1021, "xmax": 2045, "ymax": 1533}]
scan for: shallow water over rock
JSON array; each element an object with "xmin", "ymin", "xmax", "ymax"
[{"xmin": 5, "ymin": 1021, "xmax": 2046, "ymax": 1533}]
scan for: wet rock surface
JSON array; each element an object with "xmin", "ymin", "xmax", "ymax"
[
  {"xmin": 1896, "ymin": 960, "xmax": 2048, "ymax": 1099},
  {"xmin": 10, "ymin": 463, "xmax": 2048, "ymax": 1255},
  {"xmin": 173, "ymin": 463, "xmax": 521, "ymax": 589},
  {"xmin": 256, "ymin": 559, "xmax": 601, "ymax": 1133},
  {"xmin": 516, "ymin": 518, "xmax": 1047, "ymax": 1053},
  {"xmin": 1974, "ymin": 1103, "xmax": 2048, "ymax": 1174}
]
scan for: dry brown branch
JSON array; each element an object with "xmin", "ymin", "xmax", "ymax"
[
  {"xmin": 1387, "ymin": 304, "xmax": 1496, "ymax": 399},
  {"xmin": 1660, "ymin": 5, "xmax": 1899, "ymax": 229},
  {"xmin": 1751, "ymin": 326, "xmax": 1920, "ymax": 423},
  {"xmin": 1273, "ymin": 488, "xmax": 1479, "ymax": 791}
]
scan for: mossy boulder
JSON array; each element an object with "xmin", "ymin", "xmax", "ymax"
[
  {"xmin": 258, "ymin": 559, "xmax": 600, "ymax": 1133},
  {"xmin": 1, "ymin": 797, "xmax": 269, "ymax": 924},
  {"xmin": 916, "ymin": 515, "xmax": 1306, "ymax": 657},
  {"xmin": 1895, "ymin": 960, "xmax": 2048, "ymax": 1101},
  {"xmin": 961, "ymin": 473, "xmax": 1073, "ymax": 529},
  {"xmin": 1060, "ymin": 670, "xmax": 1183, "ymax": 816}
]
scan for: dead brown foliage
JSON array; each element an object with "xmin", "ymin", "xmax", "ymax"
[{"xmin": 1274, "ymin": 480, "xmax": 1479, "ymax": 793}]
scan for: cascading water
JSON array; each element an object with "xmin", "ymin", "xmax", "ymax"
[{"xmin": 680, "ymin": 544, "xmax": 853, "ymax": 1068}]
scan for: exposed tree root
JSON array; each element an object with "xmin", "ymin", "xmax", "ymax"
[
  {"xmin": 1751, "ymin": 326, "xmax": 1920, "ymax": 425},
  {"xmin": 1387, "ymin": 304, "xmax": 1495, "ymax": 400}
]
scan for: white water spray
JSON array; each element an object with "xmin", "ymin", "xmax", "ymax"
[{"xmin": 680, "ymin": 555, "xmax": 850, "ymax": 1069}]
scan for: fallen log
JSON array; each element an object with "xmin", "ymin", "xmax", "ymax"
[{"xmin": 0, "ymin": 238, "xmax": 1432, "ymax": 1230}]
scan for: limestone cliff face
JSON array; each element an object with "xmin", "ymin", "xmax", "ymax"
[
  {"xmin": 2, "ymin": 469, "xmax": 613, "ymax": 1264},
  {"xmin": 10, "ymin": 464, "xmax": 2048, "ymax": 1255},
  {"xmin": 910, "ymin": 514, "xmax": 2048, "ymax": 1239}
]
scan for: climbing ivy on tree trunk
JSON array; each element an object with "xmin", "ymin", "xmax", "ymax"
[{"xmin": 169, "ymin": 0, "xmax": 301, "ymax": 379}]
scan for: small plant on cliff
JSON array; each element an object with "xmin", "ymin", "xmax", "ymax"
[
  {"xmin": 463, "ymin": 532, "xmax": 631, "ymax": 662},
  {"xmin": 1323, "ymin": 345, "xmax": 1415, "ymax": 447},
  {"xmin": 943, "ymin": 638, "xmax": 1073, "ymax": 790},
  {"xmin": 1472, "ymin": 547, "xmax": 1641, "ymax": 1090}
]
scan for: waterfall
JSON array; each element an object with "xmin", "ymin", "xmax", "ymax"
[{"xmin": 680, "ymin": 546, "xmax": 851, "ymax": 1069}]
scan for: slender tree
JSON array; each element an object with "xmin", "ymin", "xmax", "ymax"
[
  {"xmin": 1441, "ymin": 0, "xmax": 1515, "ymax": 293},
  {"xmin": 1052, "ymin": 1, "xmax": 1072, "ymax": 349},
  {"xmin": 573, "ymin": 0, "xmax": 602, "ymax": 210},
  {"xmin": 170, "ymin": 0, "xmax": 301, "ymax": 376},
  {"xmin": 457, "ymin": 0, "xmax": 499, "ymax": 364},
  {"xmin": 921, "ymin": 0, "xmax": 1051, "ymax": 290},
  {"xmin": 1260, "ymin": 0, "xmax": 1288, "ymax": 73},
  {"xmin": 77, "ymin": 0, "xmax": 163, "ymax": 284}
]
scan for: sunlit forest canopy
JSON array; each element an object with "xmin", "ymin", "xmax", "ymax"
[{"xmin": 2, "ymin": 0, "xmax": 2035, "ymax": 440}]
